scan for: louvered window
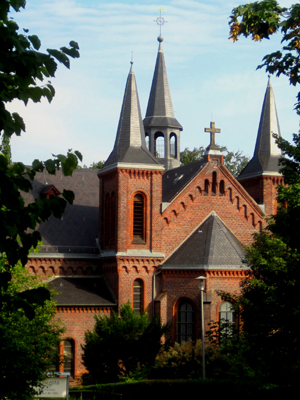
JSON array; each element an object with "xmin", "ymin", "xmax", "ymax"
[
  {"xmin": 133, "ymin": 194, "xmax": 144, "ymax": 240},
  {"xmin": 133, "ymin": 279, "xmax": 143, "ymax": 314}
]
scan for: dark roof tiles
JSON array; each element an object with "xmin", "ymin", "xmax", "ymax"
[
  {"xmin": 238, "ymin": 78, "xmax": 282, "ymax": 180},
  {"xmin": 48, "ymin": 277, "xmax": 116, "ymax": 306},
  {"xmin": 163, "ymin": 213, "xmax": 245, "ymax": 269},
  {"xmin": 104, "ymin": 64, "xmax": 159, "ymax": 168}
]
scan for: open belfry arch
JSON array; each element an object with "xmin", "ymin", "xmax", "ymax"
[{"xmin": 24, "ymin": 26, "xmax": 284, "ymax": 382}]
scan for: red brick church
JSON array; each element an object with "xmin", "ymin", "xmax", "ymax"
[{"xmin": 25, "ymin": 35, "xmax": 283, "ymax": 381}]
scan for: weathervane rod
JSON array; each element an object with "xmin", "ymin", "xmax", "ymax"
[{"xmin": 154, "ymin": 7, "xmax": 167, "ymax": 36}]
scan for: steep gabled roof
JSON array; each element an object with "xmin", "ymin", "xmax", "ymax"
[
  {"xmin": 163, "ymin": 213, "xmax": 246, "ymax": 270},
  {"xmin": 143, "ymin": 36, "xmax": 182, "ymax": 130},
  {"xmin": 238, "ymin": 78, "xmax": 282, "ymax": 180},
  {"xmin": 23, "ymin": 169, "xmax": 99, "ymax": 255},
  {"xmin": 103, "ymin": 62, "xmax": 160, "ymax": 170},
  {"xmin": 162, "ymin": 159, "xmax": 206, "ymax": 202}
]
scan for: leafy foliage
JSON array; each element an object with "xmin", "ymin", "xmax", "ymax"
[
  {"xmin": 151, "ymin": 338, "xmax": 254, "ymax": 381},
  {"xmin": 0, "ymin": 258, "xmax": 64, "ymax": 400},
  {"xmin": 0, "ymin": 1, "xmax": 81, "ymax": 281},
  {"xmin": 216, "ymin": 132, "xmax": 300, "ymax": 382},
  {"xmin": 82, "ymin": 302, "xmax": 169, "ymax": 383},
  {"xmin": 88, "ymin": 160, "xmax": 106, "ymax": 169},
  {"xmin": 229, "ymin": 0, "xmax": 300, "ymax": 114},
  {"xmin": 180, "ymin": 146, "xmax": 249, "ymax": 176}
]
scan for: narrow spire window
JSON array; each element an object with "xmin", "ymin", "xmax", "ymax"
[
  {"xmin": 133, "ymin": 194, "xmax": 145, "ymax": 241},
  {"xmin": 170, "ymin": 133, "xmax": 177, "ymax": 158},
  {"xmin": 154, "ymin": 132, "xmax": 165, "ymax": 158},
  {"xmin": 145, "ymin": 134, "xmax": 150, "ymax": 151}
]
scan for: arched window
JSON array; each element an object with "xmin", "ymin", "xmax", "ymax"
[
  {"xmin": 63, "ymin": 339, "xmax": 75, "ymax": 376},
  {"xmin": 104, "ymin": 193, "xmax": 110, "ymax": 246},
  {"xmin": 204, "ymin": 179, "xmax": 209, "ymax": 195},
  {"xmin": 177, "ymin": 300, "xmax": 195, "ymax": 344},
  {"xmin": 133, "ymin": 193, "xmax": 145, "ymax": 241},
  {"xmin": 219, "ymin": 302, "xmax": 235, "ymax": 338},
  {"xmin": 170, "ymin": 133, "xmax": 177, "ymax": 158},
  {"xmin": 243, "ymin": 205, "xmax": 247, "ymax": 219},
  {"xmin": 154, "ymin": 132, "xmax": 165, "ymax": 158},
  {"xmin": 145, "ymin": 134, "xmax": 150, "ymax": 151},
  {"xmin": 212, "ymin": 171, "xmax": 217, "ymax": 194},
  {"xmin": 133, "ymin": 279, "xmax": 144, "ymax": 314},
  {"xmin": 110, "ymin": 192, "xmax": 116, "ymax": 244},
  {"xmin": 228, "ymin": 187, "xmax": 232, "ymax": 202},
  {"xmin": 219, "ymin": 180, "xmax": 225, "ymax": 195}
]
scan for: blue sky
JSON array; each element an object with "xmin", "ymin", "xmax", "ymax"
[{"xmin": 9, "ymin": 0, "xmax": 299, "ymax": 166}]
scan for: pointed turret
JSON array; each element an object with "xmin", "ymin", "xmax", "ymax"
[
  {"xmin": 103, "ymin": 62, "xmax": 160, "ymax": 171},
  {"xmin": 143, "ymin": 36, "xmax": 182, "ymax": 170},
  {"xmin": 238, "ymin": 78, "xmax": 282, "ymax": 180},
  {"xmin": 238, "ymin": 78, "xmax": 284, "ymax": 215}
]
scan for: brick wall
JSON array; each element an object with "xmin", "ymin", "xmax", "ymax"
[{"xmin": 161, "ymin": 163, "xmax": 264, "ymax": 259}]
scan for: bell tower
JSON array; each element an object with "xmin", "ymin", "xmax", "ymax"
[
  {"xmin": 238, "ymin": 78, "xmax": 284, "ymax": 216},
  {"xmin": 98, "ymin": 61, "xmax": 165, "ymax": 313},
  {"xmin": 143, "ymin": 35, "xmax": 183, "ymax": 171}
]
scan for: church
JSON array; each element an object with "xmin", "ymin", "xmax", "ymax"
[{"xmin": 24, "ymin": 34, "xmax": 284, "ymax": 382}]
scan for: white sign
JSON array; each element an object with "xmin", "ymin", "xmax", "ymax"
[{"xmin": 34, "ymin": 375, "xmax": 69, "ymax": 399}]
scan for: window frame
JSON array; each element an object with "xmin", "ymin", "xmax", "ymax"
[
  {"xmin": 133, "ymin": 278, "xmax": 144, "ymax": 314},
  {"xmin": 132, "ymin": 192, "xmax": 146, "ymax": 243},
  {"xmin": 176, "ymin": 299, "xmax": 196, "ymax": 344}
]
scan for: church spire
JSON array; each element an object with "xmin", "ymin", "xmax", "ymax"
[
  {"xmin": 238, "ymin": 78, "xmax": 282, "ymax": 180},
  {"xmin": 143, "ymin": 36, "xmax": 182, "ymax": 130},
  {"xmin": 103, "ymin": 62, "xmax": 160, "ymax": 170},
  {"xmin": 143, "ymin": 36, "xmax": 182, "ymax": 171}
]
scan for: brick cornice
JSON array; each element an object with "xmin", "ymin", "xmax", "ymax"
[{"xmin": 56, "ymin": 306, "xmax": 112, "ymax": 313}]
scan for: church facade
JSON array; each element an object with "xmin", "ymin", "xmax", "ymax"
[{"xmin": 25, "ymin": 35, "xmax": 284, "ymax": 382}]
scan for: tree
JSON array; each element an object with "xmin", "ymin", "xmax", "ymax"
[
  {"xmin": 0, "ymin": 2, "xmax": 79, "ymax": 397},
  {"xmin": 82, "ymin": 302, "xmax": 169, "ymax": 383},
  {"xmin": 229, "ymin": 0, "xmax": 300, "ymax": 114},
  {"xmin": 180, "ymin": 146, "xmax": 249, "ymax": 176},
  {"xmin": 0, "ymin": 0, "xmax": 80, "ymax": 300},
  {"xmin": 89, "ymin": 160, "xmax": 106, "ymax": 169},
  {"xmin": 212, "ymin": 2, "xmax": 300, "ymax": 382},
  {"xmin": 0, "ymin": 257, "xmax": 64, "ymax": 400}
]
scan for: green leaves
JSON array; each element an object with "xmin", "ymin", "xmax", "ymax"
[
  {"xmin": 180, "ymin": 146, "xmax": 249, "ymax": 175},
  {"xmin": 47, "ymin": 42, "xmax": 80, "ymax": 69},
  {"xmin": 28, "ymin": 34, "xmax": 41, "ymax": 50},
  {"xmin": 82, "ymin": 302, "xmax": 169, "ymax": 383},
  {"xmin": 0, "ymin": 261, "xmax": 64, "ymax": 400},
  {"xmin": 229, "ymin": 1, "xmax": 300, "ymax": 114}
]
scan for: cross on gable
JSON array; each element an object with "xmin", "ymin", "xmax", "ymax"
[{"xmin": 204, "ymin": 121, "xmax": 221, "ymax": 150}]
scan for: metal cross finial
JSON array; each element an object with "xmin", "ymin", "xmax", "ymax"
[
  {"xmin": 204, "ymin": 121, "xmax": 221, "ymax": 149},
  {"xmin": 154, "ymin": 8, "xmax": 167, "ymax": 36}
]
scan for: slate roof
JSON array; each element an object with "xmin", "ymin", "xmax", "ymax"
[
  {"xmin": 163, "ymin": 213, "xmax": 246, "ymax": 270},
  {"xmin": 238, "ymin": 78, "xmax": 282, "ymax": 180},
  {"xmin": 23, "ymin": 168, "xmax": 99, "ymax": 255},
  {"xmin": 104, "ymin": 63, "xmax": 160, "ymax": 169},
  {"xmin": 48, "ymin": 277, "xmax": 116, "ymax": 306},
  {"xmin": 162, "ymin": 159, "xmax": 207, "ymax": 202},
  {"xmin": 143, "ymin": 37, "xmax": 182, "ymax": 130}
]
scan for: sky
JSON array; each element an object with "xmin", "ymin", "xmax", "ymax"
[{"xmin": 9, "ymin": 0, "xmax": 300, "ymax": 167}]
